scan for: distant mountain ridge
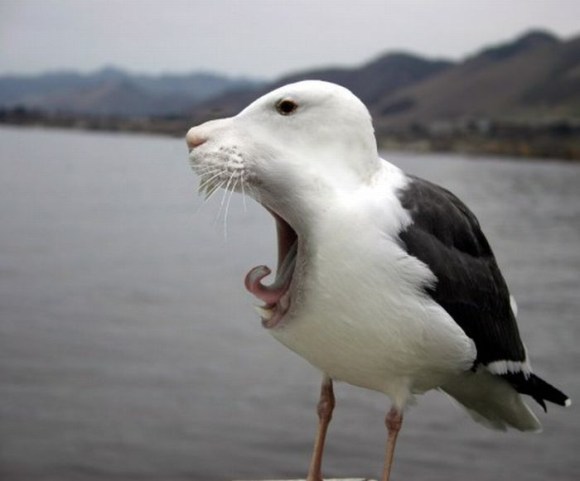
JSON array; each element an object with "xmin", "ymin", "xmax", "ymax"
[
  {"xmin": 372, "ymin": 30, "xmax": 580, "ymax": 128},
  {"xmin": 0, "ymin": 68, "xmax": 262, "ymax": 117},
  {"xmin": 1, "ymin": 29, "xmax": 579, "ymax": 126},
  {"xmin": 189, "ymin": 52, "xmax": 454, "ymax": 123},
  {"xmin": 192, "ymin": 30, "xmax": 580, "ymax": 128}
]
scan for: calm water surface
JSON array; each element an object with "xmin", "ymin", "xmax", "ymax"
[{"xmin": 0, "ymin": 126, "xmax": 579, "ymax": 481}]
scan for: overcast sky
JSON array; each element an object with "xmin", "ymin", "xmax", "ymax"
[{"xmin": 1, "ymin": 0, "xmax": 580, "ymax": 79}]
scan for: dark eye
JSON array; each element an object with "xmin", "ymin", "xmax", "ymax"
[{"xmin": 276, "ymin": 98, "xmax": 298, "ymax": 115}]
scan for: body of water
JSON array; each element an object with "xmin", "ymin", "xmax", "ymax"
[{"xmin": 1, "ymin": 126, "xmax": 579, "ymax": 481}]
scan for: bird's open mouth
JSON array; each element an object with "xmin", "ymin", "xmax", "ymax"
[{"xmin": 244, "ymin": 208, "xmax": 298, "ymax": 328}]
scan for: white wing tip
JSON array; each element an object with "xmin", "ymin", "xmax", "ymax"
[{"xmin": 486, "ymin": 359, "xmax": 531, "ymax": 377}]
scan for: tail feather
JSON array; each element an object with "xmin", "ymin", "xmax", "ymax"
[
  {"xmin": 441, "ymin": 368, "xmax": 570, "ymax": 432},
  {"xmin": 441, "ymin": 369, "xmax": 542, "ymax": 432},
  {"xmin": 501, "ymin": 372, "xmax": 571, "ymax": 412}
]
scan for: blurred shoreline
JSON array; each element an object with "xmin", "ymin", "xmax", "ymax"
[{"xmin": 2, "ymin": 107, "xmax": 580, "ymax": 161}]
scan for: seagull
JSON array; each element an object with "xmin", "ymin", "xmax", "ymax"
[{"xmin": 186, "ymin": 80, "xmax": 570, "ymax": 481}]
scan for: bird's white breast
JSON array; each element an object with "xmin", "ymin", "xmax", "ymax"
[{"xmin": 270, "ymin": 163, "xmax": 476, "ymax": 406}]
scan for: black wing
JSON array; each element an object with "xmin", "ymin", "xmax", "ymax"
[
  {"xmin": 396, "ymin": 175, "xmax": 569, "ymax": 409},
  {"xmin": 397, "ymin": 175, "xmax": 525, "ymax": 366}
]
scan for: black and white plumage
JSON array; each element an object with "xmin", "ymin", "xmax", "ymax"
[
  {"xmin": 397, "ymin": 175, "xmax": 570, "ymax": 428},
  {"xmin": 186, "ymin": 80, "xmax": 570, "ymax": 480}
]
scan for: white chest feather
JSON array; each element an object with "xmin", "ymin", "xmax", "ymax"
[{"xmin": 270, "ymin": 167, "xmax": 476, "ymax": 405}]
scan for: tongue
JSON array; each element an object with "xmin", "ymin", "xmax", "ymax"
[{"xmin": 244, "ymin": 241, "xmax": 297, "ymax": 304}]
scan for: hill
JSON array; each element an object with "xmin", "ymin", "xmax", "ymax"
[
  {"xmin": 373, "ymin": 31, "xmax": 580, "ymax": 127},
  {"xmin": 2, "ymin": 29, "xmax": 579, "ymax": 159},
  {"xmin": 189, "ymin": 52, "xmax": 452, "ymax": 123},
  {"xmin": 186, "ymin": 29, "xmax": 580, "ymax": 159},
  {"xmin": 4, "ymin": 30, "xmax": 578, "ymax": 125},
  {"xmin": 0, "ymin": 68, "xmax": 262, "ymax": 117},
  {"xmin": 193, "ymin": 30, "xmax": 580, "ymax": 128}
]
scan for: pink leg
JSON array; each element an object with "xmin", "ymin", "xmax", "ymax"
[
  {"xmin": 381, "ymin": 406, "xmax": 403, "ymax": 481},
  {"xmin": 306, "ymin": 376, "xmax": 335, "ymax": 481}
]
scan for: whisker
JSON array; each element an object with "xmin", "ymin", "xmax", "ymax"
[
  {"xmin": 193, "ymin": 165, "xmax": 214, "ymax": 174},
  {"xmin": 198, "ymin": 170, "xmax": 223, "ymax": 195},
  {"xmin": 216, "ymin": 188, "xmax": 229, "ymax": 234},
  {"xmin": 195, "ymin": 178, "xmax": 226, "ymax": 215},
  {"xmin": 203, "ymin": 179, "xmax": 227, "ymax": 203},
  {"xmin": 194, "ymin": 166, "xmax": 220, "ymax": 181},
  {"xmin": 196, "ymin": 166, "xmax": 221, "ymax": 178},
  {"xmin": 215, "ymin": 172, "xmax": 236, "ymax": 227},
  {"xmin": 202, "ymin": 170, "xmax": 228, "ymax": 198},
  {"xmin": 192, "ymin": 163, "xmax": 247, "ymax": 238},
  {"xmin": 212, "ymin": 183, "xmax": 228, "ymax": 227},
  {"xmin": 240, "ymin": 176, "xmax": 248, "ymax": 213},
  {"xmin": 196, "ymin": 165, "xmax": 221, "ymax": 178},
  {"xmin": 223, "ymin": 177, "xmax": 240, "ymax": 239}
]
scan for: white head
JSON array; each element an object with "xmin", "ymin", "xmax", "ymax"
[
  {"xmin": 187, "ymin": 80, "xmax": 380, "ymax": 232},
  {"xmin": 187, "ymin": 81, "xmax": 383, "ymax": 328}
]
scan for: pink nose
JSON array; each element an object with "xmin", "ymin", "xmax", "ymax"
[{"xmin": 186, "ymin": 128, "xmax": 208, "ymax": 151}]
